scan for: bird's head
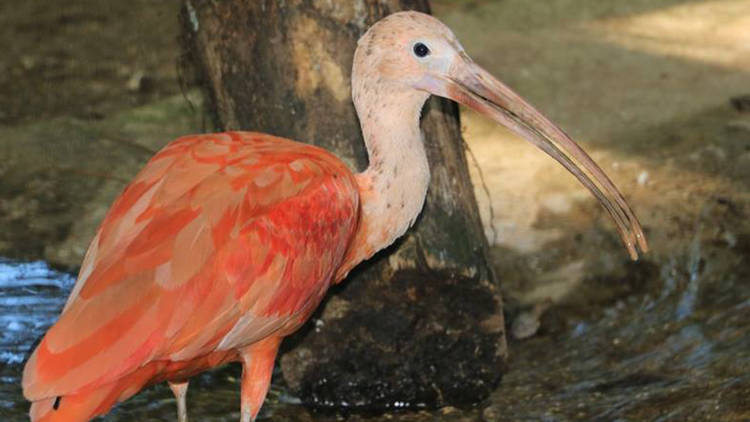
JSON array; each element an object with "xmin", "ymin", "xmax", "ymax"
[
  {"xmin": 353, "ymin": 12, "xmax": 460, "ymax": 92},
  {"xmin": 354, "ymin": 11, "xmax": 647, "ymax": 259}
]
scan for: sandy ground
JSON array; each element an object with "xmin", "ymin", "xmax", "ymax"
[{"xmin": 1, "ymin": 0, "xmax": 749, "ymax": 421}]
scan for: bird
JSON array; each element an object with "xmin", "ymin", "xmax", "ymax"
[{"xmin": 22, "ymin": 11, "xmax": 647, "ymax": 422}]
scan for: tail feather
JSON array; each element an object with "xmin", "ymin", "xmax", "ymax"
[
  {"xmin": 28, "ymin": 363, "xmax": 160, "ymax": 422},
  {"xmin": 29, "ymin": 385, "xmax": 118, "ymax": 422}
]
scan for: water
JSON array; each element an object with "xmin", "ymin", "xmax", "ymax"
[
  {"xmin": 0, "ymin": 260, "xmax": 75, "ymax": 364},
  {"xmin": 0, "ymin": 260, "xmax": 73, "ymax": 419}
]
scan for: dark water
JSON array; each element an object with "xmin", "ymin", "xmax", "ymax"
[
  {"xmin": 0, "ymin": 260, "xmax": 74, "ymax": 366},
  {"xmin": 0, "ymin": 260, "xmax": 73, "ymax": 419}
]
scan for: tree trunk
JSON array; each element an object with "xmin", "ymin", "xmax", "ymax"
[{"xmin": 180, "ymin": 0, "xmax": 507, "ymax": 411}]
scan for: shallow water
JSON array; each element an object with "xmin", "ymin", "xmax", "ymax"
[{"xmin": 0, "ymin": 260, "xmax": 71, "ymax": 419}]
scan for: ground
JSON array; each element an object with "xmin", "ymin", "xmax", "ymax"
[{"xmin": 0, "ymin": 0, "xmax": 748, "ymax": 421}]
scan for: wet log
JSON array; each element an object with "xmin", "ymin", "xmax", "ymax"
[{"xmin": 179, "ymin": 0, "xmax": 507, "ymax": 411}]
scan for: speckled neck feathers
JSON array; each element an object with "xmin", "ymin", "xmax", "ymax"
[
  {"xmin": 353, "ymin": 82, "xmax": 431, "ymax": 253},
  {"xmin": 336, "ymin": 32, "xmax": 432, "ymax": 277}
]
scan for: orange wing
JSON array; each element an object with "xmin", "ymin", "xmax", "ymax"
[{"xmin": 23, "ymin": 132, "xmax": 359, "ymax": 400}]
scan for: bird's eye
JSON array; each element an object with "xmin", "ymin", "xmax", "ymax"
[{"xmin": 413, "ymin": 42, "xmax": 430, "ymax": 58}]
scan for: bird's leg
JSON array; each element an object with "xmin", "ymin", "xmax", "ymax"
[
  {"xmin": 238, "ymin": 336, "xmax": 282, "ymax": 422},
  {"xmin": 168, "ymin": 380, "xmax": 189, "ymax": 422}
]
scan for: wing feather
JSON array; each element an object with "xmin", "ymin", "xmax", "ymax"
[{"xmin": 23, "ymin": 132, "xmax": 359, "ymax": 400}]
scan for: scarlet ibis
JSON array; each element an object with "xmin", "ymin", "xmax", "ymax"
[{"xmin": 22, "ymin": 11, "xmax": 647, "ymax": 422}]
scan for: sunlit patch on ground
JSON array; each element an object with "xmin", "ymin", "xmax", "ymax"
[{"xmin": 586, "ymin": 0, "xmax": 750, "ymax": 71}]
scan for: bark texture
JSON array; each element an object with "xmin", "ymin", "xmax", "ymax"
[{"xmin": 180, "ymin": 0, "xmax": 507, "ymax": 411}]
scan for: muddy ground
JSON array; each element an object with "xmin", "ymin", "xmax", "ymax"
[{"xmin": 1, "ymin": 0, "xmax": 748, "ymax": 421}]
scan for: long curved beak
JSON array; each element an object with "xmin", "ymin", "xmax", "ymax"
[{"xmin": 418, "ymin": 52, "xmax": 648, "ymax": 260}]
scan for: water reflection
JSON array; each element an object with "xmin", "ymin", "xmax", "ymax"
[
  {"xmin": 0, "ymin": 259, "xmax": 73, "ymax": 420},
  {"xmin": 0, "ymin": 259, "xmax": 74, "ymax": 366}
]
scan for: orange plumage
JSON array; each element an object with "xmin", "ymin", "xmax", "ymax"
[{"xmin": 23, "ymin": 132, "xmax": 359, "ymax": 421}]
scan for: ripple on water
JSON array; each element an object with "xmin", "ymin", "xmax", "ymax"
[{"xmin": 0, "ymin": 258, "xmax": 74, "ymax": 368}]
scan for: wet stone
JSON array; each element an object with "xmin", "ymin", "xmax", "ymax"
[
  {"xmin": 480, "ymin": 405, "xmax": 502, "ymax": 422},
  {"xmin": 511, "ymin": 300, "xmax": 552, "ymax": 340}
]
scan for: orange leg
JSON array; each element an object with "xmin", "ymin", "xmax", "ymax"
[
  {"xmin": 238, "ymin": 336, "xmax": 282, "ymax": 422},
  {"xmin": 168, "ymin": 380, "xmax": 189, "ymax": 422}
]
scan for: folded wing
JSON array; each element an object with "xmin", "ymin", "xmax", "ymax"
[{"xmin": 23, "ymin": 132, "xmax": 359, "ymax": 400}]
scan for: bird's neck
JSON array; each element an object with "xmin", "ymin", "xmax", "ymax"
[{"xmin": 336, "ymin": 87, "xmax": 431, "ymax": 280}]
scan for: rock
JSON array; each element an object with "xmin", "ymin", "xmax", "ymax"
[
  {"xmin": 637, "ymin": 171, "xmax": 649, "ymax": 186},
  {"xmin": 126, "ymin": 70, "xmax": 155, "ymax": 93},
  {"xmin": 481, "ymin": 404, "xmax": 503, "ymax": 422},
  {"xmin": 511, "ymin": 300, "xmax": 552, "ymax": 340},
  {"xmin": 729, "ymin": 94, "xmax": 750, "ymax": 112}
]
